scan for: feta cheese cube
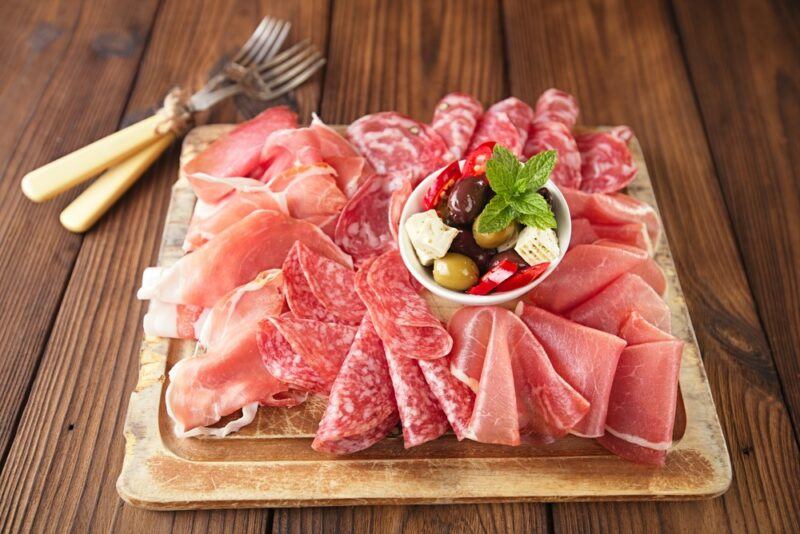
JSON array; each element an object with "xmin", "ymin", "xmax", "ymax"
[
  {"xmin": 404, "ymin": 210, "xmax": 458, "ymax": 266},
  {"xmin": 514, "ymin": 226, "xmax": 560, "ymax": 265}
]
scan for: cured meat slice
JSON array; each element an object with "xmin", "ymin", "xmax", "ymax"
[
  {"xmin": 523, "ymin": 121, "xmax": 581, "ymax": 188},
  {"xmin": 282, "ymin": 242, "xmax": 365, "ymax": 325},
  {"xmin": 449, "ymin": 307, "xmax": 589, "ymax": 445},
  {"xmin": 185, "ymin": 107, "xmax": 298, "ymax": 202},
  {"xmin": 356, "ymin": 250, "xmax": 452, "ymax": 360},
  {"xmin": 265, "ymin": 163, "xmax": 348, "ymax": 234},
  {"xmin": 534, "ymin": 88, "xmax": 579, "ymax": 129},
  {"xmin": 346, "ymin": 112, "xmax": 449, "ymax": 183},
  {"xmin": 593, "ymin": 240, "xmax": 667, "ymax": 296},
  {"xmin": 418, "ymin": 356, "xmax": 475, "ymax": 440},
  {"xmin": 561, "ymin": 188, "xmax": 661, "ymax": 245},
  {"xmin": 138, "ymin": 210, "xmax": 352, "ymax": 308},
  {"xmin": 576, "ymin": 126, "xmax": 638, "ymax": 193},
  {"xmin": 142, "ymin": 301, "xmax": 207, "ymax": 339},
  {"xmin": 526, "ymin": 243, "xmax": 648, "ymax": 313},
  {"xmin": 431, "ymin": 93, "xmax": 483, "ymax": 159},
  {"xmin": 484, "ymin": 97, "xmax": 535, "ymax": 146},
  {"xmin": 569, "ymin": 273, "xmax": 671, "ymax": 335},
  {"xmin": 597, "ymin": 339, "xmax": 683, "ymax": 465},
  {"xmin": 388, "ymin": 179, "xmax": 413, "ymax": 242},
  {"xmin": 592, "ymin": 222, "xmax": 652, "ymax": 255},
  {"xmin": 384, "ymin": 349, "xmax": 449, "ymax": 448},
  {"xmin": 258, "ymin": 314, "xmax": 357, "ymax": 395},
  {"xmin": 568, "ymin": 218, "xmax": 599, "ymax": 249},
  {"xmin": 313, "ymin": 316, "xmax": 399, "ymax": 454},
  {"xmin": 618, "ymin": 311, "xmax": 674, "ymax": 344},
  {"xmin": 310, "ymin": 116, "xmax": 371, "ymax": 197},
  {"xmin": 517, "ymin": 303, "xmax": 625, "ymax": 438},
  {"xmin": 468, "ymin": 97, "xmax": 534, "ymax": 157}
]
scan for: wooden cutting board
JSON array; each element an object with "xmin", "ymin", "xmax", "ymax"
[{"xmin": 117, "ymin": 124, "xmax": 731, "ymax": 509}]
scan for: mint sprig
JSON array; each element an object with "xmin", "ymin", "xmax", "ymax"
[{"xmin": 477, "ymin": 146, "xmax": 558, "ymax": 233}]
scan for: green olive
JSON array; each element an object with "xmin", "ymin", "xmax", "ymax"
[
  {"xmin": 472, "ymin": 214, "xmax": 517, "ymax": 249},
  {"xmin": 432, "ymin": 253, "xmax": 479, "ymax": 291}
]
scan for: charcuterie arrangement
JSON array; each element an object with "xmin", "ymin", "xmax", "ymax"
[{"xmin": 138, "ymin": 89, "xmax": 682, "ymax": 467}]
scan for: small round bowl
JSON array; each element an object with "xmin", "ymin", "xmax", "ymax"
[{"xmin": 398, "ymin": 161, "xmax": 571, "ymax": 306}]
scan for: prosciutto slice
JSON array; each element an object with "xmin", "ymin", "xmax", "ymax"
[
  {"xmin": 449, "ymin": 307, "xmax": 589, "ymax": 445},
  {"xmin": 562, "ymin": 188, "xmax": 661, "ymax": 246},
  {"xmin": 568, "ymin": 218, "xmax": 599, "ymax": 249},
  {"xmin": 313, "ymin": 316, "xmax": 399, "ymax": 454},
  {"xmin": 142, "ymin": 302, "xmax": 207, "ymax": 340},
  {"xmin": 594, "ymin": 240, "xmax": 667, "ymax": 295},
  {"xmin": 138, "ymin": 210, "xmax": 352, "ymax": 308},
  {"xmin": 517, "ymin": 303, "xmax": 625, "ymax": 438}
]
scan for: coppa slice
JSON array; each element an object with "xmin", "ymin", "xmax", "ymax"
[
  {"xmin": 449, "ymin": 307, "xmax": 589, "ymax": 445},
  {"xmin": 517, "ymin": 303, "xmax": 625, "ymax": 438},
  {"xmin": 283, "ymin": 242, "xmax": 365, "ymax": 325},
  {"xmin": 431, "ymin": 92, "xmax": 483, "ymax": 160},
  {"xmin": 137, "ymin": 210, "xmax": 352, "ymax": 308},
  {"xmin": 562, "ymin": 187, "xmax": 661, "ymax": 245},
  {"xmin": 185, "ymin": 107, "xmax": 298, "ymax": 202},
  {"xmin": 569, "ymin": 273, "xmax": 671, "ymax": 335},
  {"xmin": 313, "ymin": 316, "xmax": 399, "ymax": 454},
  {"xmin": 356, "ymin": 251, "xmax": 453, "ymax": 360},
  {"xmin": 419, "ymin": 356, "xmax": 475, "ymax": 441},
  {"xmin": 257, "ymin": 314, "xmax": 357, "ymax": 396}
]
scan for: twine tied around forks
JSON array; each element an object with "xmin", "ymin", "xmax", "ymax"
[
  {"xmin": 155, "ymin": 87, "xmax": 195, "ymax": 136},
  {"xmin": 222, "ymin": 63, "xmax": 270, "ymax": 98}
]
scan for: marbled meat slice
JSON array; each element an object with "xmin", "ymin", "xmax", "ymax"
[
  {"xmin": 533, "ymin": 88, "xmax": 579, "ymax": 129},
  {"xmin": 576, "ymin": 126, "xmax": 638, "ymax": 194},
  {"xmin": 523, "ymin": 120, "xmax": 581, "ymax": 188},
  {"xmin": 468, "ymin": 97, "xmax": 535, "ymax": 157},
  {"xmin": 418, "ymin": 356, "xmax": 475, "ymax": 440},
  {"xmin": 430, "ymin": 92, "xmax": 483, "ymax": 160}
]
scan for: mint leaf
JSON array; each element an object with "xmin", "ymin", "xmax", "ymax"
[
  {"xmin": 485, "ymin": 145, "xmax": 520, "ymax": 198},
  {"xmin": 477, "ymin": 196, "xmax": 516, "ymax": 233},
  {"xmin": 519, "ymin": 209, "xmax": 557, "ymax": 230},
  {"xmin": 509, "ymin": 190, "xmax": 550, "ymax": 215},
  {"xmin": 516, "ymin": 150, "xmax": 557, "ymax": 194}
]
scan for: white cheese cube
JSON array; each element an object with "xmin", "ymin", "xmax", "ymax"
[
  {"xmin": 514, "ymin": 226, "xmax": 560, "ymax": 265},
  {"xmin": 404, "ymin": 210, "xmax": 458, "ymax": 266}
]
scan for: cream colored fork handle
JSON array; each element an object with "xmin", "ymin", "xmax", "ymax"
[
  {"xmin": 59, "ymin": 134, "xmax": 174, "ymax": 233},
  {"xmin": 21, "ymin": 114, "xmax": 166, "ymax": 202}
]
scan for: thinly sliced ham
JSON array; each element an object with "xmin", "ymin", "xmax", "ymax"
[
  {"xmin": 561, "ymin": 188, "xmax": 661, "ymax": 246},
  {"xmin": 138, "ymin": 210, "xmax": 352, "ymax": 308},
  {"xmin": 619, "ymin": 311, "xmax": 674, "ymax": 345},
  {"xmin": 313, "ymin": 316, "xmax": 399, "ymax": 454},
  {"xmin": 517, "ymin": 303, "xmax": 625, "ymax": 438},
  {"xmin": 142, "ymin": 302, "xmax": 207, "ymax": 340},
  {"xmin": 594, "ymin": 240, "xmax": 667, "ymax": 296},
  {"xmin": 185, "ymin": 107, "xmax": 298, "ymax": 202},
  {"xmin": 265, "ymin": 163, "xmax": 347, "ymax": 234},
  {"xmin": 257, "ymin": 314, "xmax": 357, "ymax": 396},
  {"xmin": 282, "ymin": 242, "xmax": 365, "ymax": 325},
  {"xmin": 592, "ymin": 222, "xmax": 652, "ymax": 255},
  {"xmin": 310, "ymin": 116, "xmax": 372, "ymax": 197},
  {"xmin": 568, "ymin": 218, "xmax": 599, "ymax": 249},
  {"xmin": 449, "ymin": 307, "xmax": 589, "ymax": 445}
]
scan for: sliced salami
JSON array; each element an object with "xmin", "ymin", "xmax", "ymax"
[
  {"xmin": 486, "ymin": 97, "xmax": 535, "ymax": 143},
  {"xmin": 313, "ymin": 316, "xmax": 399, "ymax": 454},
  {"xmin": 384, "ymin": 349, "xmax": 449, "ymax": 448},
  {"xmin": 431, "ymin": 93, "xmax": 483, "ymax": 160},
  {"xmin": 534, "ymin": 88, "xmax": 579, "ymax": 129},
  {"xmin": 388, "ymin": 180, "xmax": 413, "ymax": 242},
  {"xmin": 257, "ymin": 314, "xmax": 357, "ymax": 395},
  {"xmin": 523, "ymin": 121, "xmax": 582, "ymax": 188},
  {"xmin": 468, "ymin": 97, "xmax": 534, "ymax": 157},
  {"xmin": 346, "ymin": 112, "xmax": 450, "ymax": 183},
  {"xmin": 283, "ymin": 242, "xmax": 365, "ymax": 325},
  {"xmin": 356, "ymin": 250, "xmax": 453, "ymax": 360},
  {"xmin": 576, "ymin": 126, "xmax": 637, "ymax": 193},
  {"xmin": 418, "ymin": 356, "xmax": 475, "ymax": 440}
]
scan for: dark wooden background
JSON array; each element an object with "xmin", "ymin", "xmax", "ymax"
[{"xmin": 0, "ymin": 0, "xmax": 798, "ymax": 532}]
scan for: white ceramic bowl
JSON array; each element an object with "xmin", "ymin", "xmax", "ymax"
[{"xmin": 398, "ymin": 161, "xmax": 572, "ymax": 306}]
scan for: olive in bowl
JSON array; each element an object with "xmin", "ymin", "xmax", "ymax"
[
  {"xmin": 432, "ymin": 253, "xmax": 479, "ymax": 291},
  {"xmin": 445, "ymin": 176, "xmax": 490, "ymax": 226},
  {"xmin": 473, "ymin": 212, "xmax": 518, "ymax": 249},
  {"xmin": 449, "ymin": 229, "xmax": 495, "ymax": 271}
]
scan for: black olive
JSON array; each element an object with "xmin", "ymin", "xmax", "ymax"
[
  {"xmin": 449, "ymin": 230, "xmax": 495, "ymax": 271},
  {"xmin": 538, "ymin": 187, "xmax": 553, "ymax": 207},
  {"xmin": 446, "ymin": 177, "xmax": 490, "ymax": 226},
  {"xmin": 488, "ymin": 249, "xmax": 529, "ymax": 271}
]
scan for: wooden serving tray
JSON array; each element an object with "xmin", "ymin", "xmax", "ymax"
[{"xmin": 117, "ymin": 124, "xmax": 731, "ymax": 509}]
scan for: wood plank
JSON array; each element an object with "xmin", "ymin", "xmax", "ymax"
[
  {"xmin": 273, "ymin": 0, "xmax": 537, "ymax": 530},
  {"xmin": 671, "ymin": 0, "xmax": 800, "ymax": 436},
  {"xmin": 500, "ymin": 0, "xmax": 800, "ymax": 532},
  {"xmin": 0, "ymin": 0, "xmax": 327, "ymax": 532},
  {"xmin": 0, "ymin": 0, "xmax": 160, "ymax": 462}
]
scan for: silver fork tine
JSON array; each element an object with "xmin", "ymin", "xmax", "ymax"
[
  {"xmin": 231, "ymin": 17, "xmax": 273, "ymax": 65},
  {"xmin": 237, "ymin": 18, "xmax": 279, "ymax": 68},
  {"xmin": 256, "ymin": 40, "xmax": 312, "ymax": 74},
  {"xmin": 265, "ymin": 51, "xmax": 323, "ymax": 87},
  {"xmin": 253, "ymin": 20, "xmax": 291, "ymax": 65},
  {"xmin": 260, "ymin": 46, "xmax": 316, "ymax": 82},
  {"xmin": 266, "ymin": 58, "xmax": 326, "ymax": 99}
]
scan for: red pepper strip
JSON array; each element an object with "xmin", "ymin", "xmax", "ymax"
[
  {"xmin": 422, "ymin": 160, "xmax": 462, "ymax": 210},
  {"xmin": 493, "ymin": 262, "xmax": 550, "ymax": 293},
  {"xmin": 462, "ymin": 141, "xmax": 496, "ymax": 177},
  {"xmin": 467, "ymin": 259, "xmax": 518, "ymax": 295}
]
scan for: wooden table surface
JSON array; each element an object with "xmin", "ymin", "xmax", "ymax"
[{"xmin": 0, "ymin": 0, "xmax": 798, "ymax": 532}]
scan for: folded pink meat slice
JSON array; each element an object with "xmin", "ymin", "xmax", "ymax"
[
  {"xmin": 517, "ymin": 303, "xmax": 625, "ymax": 438},
  {"xmin": 185, "ymin": 106, "xmax": 298, "ymax": 202},
  {"xmin": 618, "ymin": 311, "xmax": 674, "ymax": 345},
  {"xmin": 561, "ymin": 187, "xmax": 661, "ymax": 245},
  {"xmin": 568, "ymin": 218, "xmax": 599, "ymax": 249},
  {"xmin": 569, "ymin": 273, "xmax": 671, "ymax": 335},
  {"xmin": 142, "ymin": 301, "xmax": 207, "ymax": 339},
  {"xmin": 313, "ymin": 316, "xmax": 399, "ymax": 454},
  {"xmin": 593, "ymin": 240, "xmax": 667, "ymax": 296},
  {"xmin": 258, "ymin": 314, "xmax": 357, "ymax": 396},
  {"xmin": 418, "ymin": 356, "xmax": 475, "ymax": 441},
  {"xmin": 592, "ymin": 222, "xmax": 653, "ymax": 255},
  {"xmin": 449, "ymin": 307, "xmax": 589, "ymax": 446},
  {"xmin": 138, "ymin": 210, "xmax": 352, "ymax": 308},
  {"xmin": 283, "ymin": 242, "xmax": 365, "ymax": 325},
  {"xmin": 265, "ymin": 163, "xmax": 348, "ymax": 234},
  {"xmin": 310, "ymin": 116, "xmax": 371, "ymax": 197}
]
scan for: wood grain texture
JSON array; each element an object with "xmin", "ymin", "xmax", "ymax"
[
  {"xmin": 671, "ymin": 0, "xmax": 800, "ymax": 438},
  {"xmin": 500, "ymin": 0, "xmax": 800, "ymax": 532},
  {"xmin": 0, "ymin": 0, "xmax": 160, "ymax": 464}
]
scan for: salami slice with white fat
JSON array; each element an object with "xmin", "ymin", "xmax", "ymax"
[
  {"xmin": 356, "ymin": 250, "xmax": 453, "ymax": 360},
  {"xmin": 523, "ymin": 121, "xmax": 582, "ymax": 189},
  {"xmin": 431, "ymin": 93, "xmax": 483, "ymax": 160},
  {"xmin": 312, "ymin": 316, "xmax": 399, "ymax": 454},
  {"xmin": 468, "ymin": 97, "xmax": 534, "ymax": 157},
  {"xmin": 346, "ymin": 112, "xmax": 450, "ymax": 184},
  {"xmin": 283, "ymin": 242, "xmax": 365, "ymax": 325},
  {"xmin": 534, "ymin": 88, "xmax": 579, "ymax": 129},
  {"xmin": 576, "ymin": 126, "xmax": 638, "ymax": 193},
  {"xmin": 487, "ymin": 97, "xmax": 535, "ymax": 143},
  {"xmin": 384, "ymin": 349, "xmax": 449, "ymax": 448},
  {"xmin": 388, "ymin": 180, "xmax": 412, "ymax": 242},
  {"xmin": 419, "ymin": 356, "xmax": 475, "ymax": 440}
]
